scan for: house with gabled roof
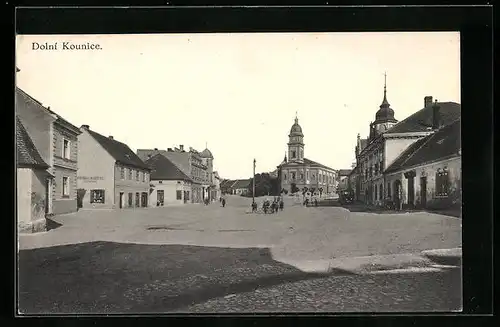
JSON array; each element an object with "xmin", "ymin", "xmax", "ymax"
[
  {"xmin": 77, "ymin": 125, "xmax": 151, "ymax": 209},
  {"xmin": 384, "ymin": 118, "xmax": 461, "ymax": 211},
  {"xmin": 353, "ymin": 77, "xmax": 461, "ymax": 206},
  {"xmin": 16, "ymin": 84, "xmax": 82, "ymax": 217},
  {"xmin": 16, "ymin": 116, "xmax": 51, "ymax": 233},
  {"xmin": 145, "ymin": 154, "xmax": 196, "ymax": 206}
]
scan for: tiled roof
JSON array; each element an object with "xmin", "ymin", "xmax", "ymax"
[
  {"xmin": 16, "ymin": 87, "xmax": 80, "ymax": 134},
  {"xmin": 385, "ymin": 118, "xmax": 461, "ymax": 174},
  {"xmin": 385, "ymin": 102, "xmax": 461, "ymax": 134},
  {"xmin": 87, "ymin": 129, "xmax": 150, "ymax": 170},
  {"xmin": 146, "ymin": 154, "xmax": 193, "ymax": 182},
  {"xmin": 303, "ymin": 158, "xmax": 335, "ymax": 171},
  {"xmin": 16, "ymin": 116, "xmax": 49, "ymax": 169},
  {"xmin": 338, "ymin": 169, "xmax": 352, "ymax": 176},
  {"xmin": 232, "ymin": 179, "xmax": 251, "ymax": 189},
  {"xmin": 220, "ymin": 179, "xmax": 235, "ymax": 188}
]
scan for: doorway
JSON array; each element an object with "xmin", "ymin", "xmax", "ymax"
[
  {"xmin": 141, "ymin": 192, "xmax": 148, "ymax": 207},
  {"xmin": 420, "ymin": 176, "xmax": 427, "ymax": 208},
  {"xmin": 119, "ymin": 192, "xmax": 124, "ymax": 209},
  {"xmin": 407, "ymin": 176, "xmax": 415, "ymax": 209},
  {"xmin": 394, "ymin": 180, "xmax": 402, "ymax": 210}
]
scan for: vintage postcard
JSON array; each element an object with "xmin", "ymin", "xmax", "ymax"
[{"xmin": 16, "ymin": 32, "xmax": 462, "ymax": 314}]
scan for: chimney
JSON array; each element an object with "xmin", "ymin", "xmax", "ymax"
[
  {"xmin": 424, "ymin": 96, "xmax": 433, "ymax": 108},
  {"xmin": 108, "ymin": 136, "xmax": 114, "ymax": 140},
  {"xmin": 154, "ymin": 148, "xmax": 158, "ymax": 151},
  {"xmin": 432, "ymin": 100, "xmax": 441, "ymax": 129},
  {"xmin": 167, "ymin": 148, "xmax": 173, "ymax": 152},
  {"xmin": 179, "ymin": 145, "xmax": 184, "ymax": 151},
  {"xmin": 81, "ymin": 124, "xmax": 90, "ymax": 130}
]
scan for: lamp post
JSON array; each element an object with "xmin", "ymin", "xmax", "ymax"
[{"xmin": 253, "ymin": 158, "xmax": 256, "ymax": 205}]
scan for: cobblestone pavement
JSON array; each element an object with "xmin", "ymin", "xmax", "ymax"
[{"xmin": 175, "ymin": 267, "xmax": 462, "ymax": 313}]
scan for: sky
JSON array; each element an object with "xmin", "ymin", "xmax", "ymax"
[{"xmin": 16, "ymin": 32, "xmax": 460, "ymax": 180}]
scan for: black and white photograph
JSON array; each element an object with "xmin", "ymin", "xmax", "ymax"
[{"xmin": 16, "ymin": 31, "xmax": 462, "ymax": 314}]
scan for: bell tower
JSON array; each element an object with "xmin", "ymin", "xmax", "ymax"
[{"xmin": 288, "ymin": 112, "xmax": 304, "ymax": 163}]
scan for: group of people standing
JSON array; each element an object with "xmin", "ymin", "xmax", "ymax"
[{"xmin": 252, "ymin": 197, "xmax": 284, "ymax": 214}]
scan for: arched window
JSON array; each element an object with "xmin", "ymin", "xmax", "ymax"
[
  {"xmin": 436, "ymin": 167, "xmax": 450, "ymax": 196},
  {"xmin": 292, "ymin": 150, "xmax": 296, "ymax": 159}
]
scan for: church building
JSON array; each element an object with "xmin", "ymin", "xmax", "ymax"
[{"xmin": 277, "ymin": 115, "xmax": 337, "ymax": 197}]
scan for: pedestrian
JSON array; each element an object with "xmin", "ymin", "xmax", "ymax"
[
  {"xmin": 279, "ymin": 199, "xmax": 284, "ymax": 211},
  {"xmin": 222, "ymin": 198, "xmax": 226, "ymax": 207},
  {"xmin": 314, "ymin": 198, "xmax": 318, "ymax": 207}
]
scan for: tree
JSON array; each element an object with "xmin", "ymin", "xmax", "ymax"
[{"xmin": 248, "ymin": 173, "xmax": 280, "ymax": 197}]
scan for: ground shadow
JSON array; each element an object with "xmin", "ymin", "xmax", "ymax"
[
  {"xmin": 18, "ymin": 241, "xmax": 353, "ymax": 314},
  {"xmin": 45, "ymin": 218, "xmax": 63, "ymax": 231}
]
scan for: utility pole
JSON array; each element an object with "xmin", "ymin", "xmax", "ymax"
[{"xmin": 253, "ymin": 158, "xmax": 256, "ymax": 205}]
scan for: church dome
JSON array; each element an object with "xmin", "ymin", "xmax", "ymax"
[
  {"xmin": 289, "ymin": 116, "xmax": 304, "ymax": 136},
  {"xmin": 374, "ymin": 75, "xmax": 397, "ymax": 123},
  {"xmin": 200, "ymin": 148, "xmax": 213, "ymax": 159}
]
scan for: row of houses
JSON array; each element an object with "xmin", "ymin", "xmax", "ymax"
[
  {"xmin": 344, "ymin": 80, "xmax": 461, "ymax": 211},
  {"xmin": 16, "ymin": 70, "xmax": 222, "ymax": 233},
  {"xmin": 220, "ymin": 179, "xmax": 252, "ymax": 196}
]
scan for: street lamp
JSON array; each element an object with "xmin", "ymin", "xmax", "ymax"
[{"xmin": 253, "ymin": 158, "xmax": 256, "ymax": 205}]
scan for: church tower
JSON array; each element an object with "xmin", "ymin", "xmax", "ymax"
[
  {"xmin": 371, "ymin": 72, "xmax": 398, "ymax": 138},
  {"xmin": 288, "ymin": 113, "xmax": 304, "ymax": 163}
]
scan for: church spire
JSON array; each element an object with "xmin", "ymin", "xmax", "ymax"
[{"xmin": 380, "ymin": 71, "xmax": 390, "ymax": 108}]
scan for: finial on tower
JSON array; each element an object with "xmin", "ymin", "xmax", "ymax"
[
  {"xmin": 205, "ymin": 141, "xmax": 207, "ymax": 149},
  {"xmin": 295, "ymin": 111, "xmax": 298, "ymax": 123},
  {"xmin": 380, "ymin": 71, "xmax": 390, "ymax": 108}
]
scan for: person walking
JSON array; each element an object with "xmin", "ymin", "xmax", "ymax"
[
  {"xmin": 279, "ymin": 199, "xmax": 284, "ymax": 211},
  {"xmin": 222, "ymin": 198, "xmax": 226, "ymax": 208}
]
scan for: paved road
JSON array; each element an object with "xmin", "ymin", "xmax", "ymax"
[
  {"xmin": 176, "ymin": 268, "xmax": 462, "ymax": 313},
  {"xmin": 18, "ymin": 195, "xmax": 462, "ymax": 314},
  {"xmin": 18, "ymin": 241, "xmax": 461, "ymax": 314}
]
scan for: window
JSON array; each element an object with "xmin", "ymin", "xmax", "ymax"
[
  {"xmin": 62, "ymin": 176, "xmax": 69, "ymax": 197},
  {"xmin": 284, "ymin": 174, "xmax": 287, "ymax": 180},
  {"xmin": 312, "ymin": 174, "xmax": 316, "ymax": 180},
  {"xmin": 128, "ymin": 193, "xmax": 133, "ymax": 207},
  {"xmin": 380, "ymin": 160, "xmax": 384, "ymax": 173},
  {"xmin": 136, "ymin": 170, "xmax": 139, "ymax": 181},
  {"xmin": 375, "ymin": 184, "xmax": 378, "ymax": 200},
  {"xmin": 291, "ymin": 172, "xmax": 296, "ymax": 180},
  {"xmin": 185, "ymin": 191, "xmax": 190, "ymax": 200},
  {"xmin": 292, "ymin": 151, "xmax": 296, "ymax": 159},
  {"xmin": 120, "ymin": 167, "xmax": 125, "ymax": 179},
  {"xmin": 436, "ymin": 168, "xmax": 450, "ymax": 196},
  {"xmin": 128, "ymin": 169, "xmax": 133, "ymax": 180},
  {"xmin": 90, "ymin": 189, "xmax": 105, "ymax": 204},
  {"xmin": 62, "ymin": 139, "xmax": 70, "ymax": 159},
  {"xmin": 176, "ymin": 190, "xmax": 182, "ymax": 200},
  {"xmin": 300, "ymin": 173, "xmax": 304, "ymax": 180},
  {"xmin": 387, "ymin": 182, "xmax": 392, "ymax": 199},
  {"xmin": 135, "ymin": 192, "xmax": 140, "ymax": 207},
  {"xmin": 306, "ymin": 171, "xmax": 309, "ymax": 180},
  {"xmin": 142, "ymin": 171, "xmax": 146, "ymax": 182},
  {"xmin": 380, "ymin": 184, "xmax": 384, "ymax": 200}
]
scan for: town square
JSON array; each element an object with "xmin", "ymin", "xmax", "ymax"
[{"xmin": 16, "ymin": 32, "xmax": 462, "ymax": 313}]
